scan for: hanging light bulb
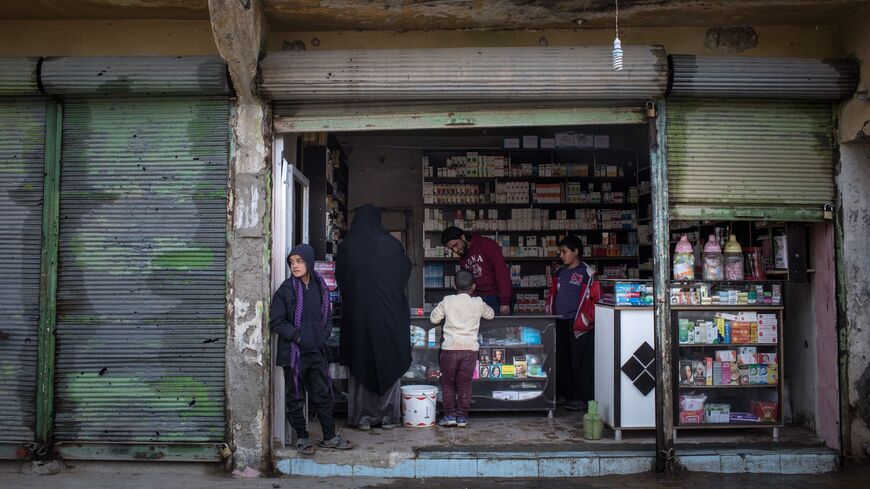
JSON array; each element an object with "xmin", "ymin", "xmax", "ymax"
[
  {"xmin": 612, "ymin": 0, "xmax": 623, "ymax": 71},
  {"xmin": 613, "ymin": 37, "xmax": 623, "ymax": 71}
]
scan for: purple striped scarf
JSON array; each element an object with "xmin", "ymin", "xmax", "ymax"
[{"xmin": 288, "ymin": 272, "xmax": 331, "ymax": 396}]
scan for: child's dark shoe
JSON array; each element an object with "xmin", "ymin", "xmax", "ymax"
[{"xmin": 438, "ymin": 416, "xmax": 457, "ymax": 427}]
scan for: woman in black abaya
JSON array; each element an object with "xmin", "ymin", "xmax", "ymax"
[{"xmin": 337, "ymin": 204, "xmax": 412, "ymax": 430}]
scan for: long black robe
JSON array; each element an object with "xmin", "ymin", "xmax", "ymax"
[{"xmin": 336, "ymin": 204, "xmax": 412, "ymax": 395}]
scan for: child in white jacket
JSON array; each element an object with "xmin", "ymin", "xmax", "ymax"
[{"xmin": 430, "ymin": 269, "xmax": 495, "ymax": 428}]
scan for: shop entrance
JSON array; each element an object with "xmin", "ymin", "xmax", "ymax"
[{"xmin": 269, "ymin": 121, "xmax": 836, "ymax": 476}]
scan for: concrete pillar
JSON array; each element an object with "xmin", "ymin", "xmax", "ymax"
[
  {"xmin": 837, "ymin": 2, "xmax": 870, "ymax": 462},
  {"xmin": 208, "ymin": 0, "xmax": 272, "ymax": 475},
  {"xmin": 837, "ymin": 142, "xmax": 870, "ymax": 462}
]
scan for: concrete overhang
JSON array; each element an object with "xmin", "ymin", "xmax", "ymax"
[{"xmin": 0, "ymin": 0, "xmax": 866, "ymax": 30}]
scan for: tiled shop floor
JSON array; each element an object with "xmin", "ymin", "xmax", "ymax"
[
  {"xmin": 274, "ymin": 410, "xmax": 824, "ymax": 466},
  {"xmin": 272, "ymin": 410, "xmax": 831, "ymax": 477}
]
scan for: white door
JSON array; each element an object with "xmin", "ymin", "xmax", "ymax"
[{"xmin": 271, "ymin": 133, "xmax": 310, "ymax": 447}]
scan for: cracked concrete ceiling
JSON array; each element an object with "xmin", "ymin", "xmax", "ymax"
[{"xmin": 0, "ymin": 0, "xmax": 867, "ymax": 30}]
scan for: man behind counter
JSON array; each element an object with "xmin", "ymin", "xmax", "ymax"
[{"xmin": 440, "ymin": 226, "xmax": 512, "ymax": 315}]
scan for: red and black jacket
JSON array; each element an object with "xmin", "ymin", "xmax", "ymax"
[{"xmin": 547, "ymin": 262, "xmax": 601, "ymax": 334}]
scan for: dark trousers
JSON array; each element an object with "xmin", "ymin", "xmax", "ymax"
[
  {"xmin": 439, "ymin": 350, "xmax": 477, "ymax": 418},
  {"xmin": 556, "ymin": 319, "xmax": 595, "ymax": 403},
  {"xmin": 481, "ymin": 295, "xmax": 500, "ymax": 312},
  {"xmin": 284, "ymin": 351, "xmax": 335, "ymax": 441}
]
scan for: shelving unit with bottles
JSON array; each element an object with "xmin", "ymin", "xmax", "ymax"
[{"xmin": 670, "ymin": 280, "xmax": 784, "ymax": 440}]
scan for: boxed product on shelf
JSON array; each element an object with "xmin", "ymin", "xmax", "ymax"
[
  {"xmin": 751, "ymin": 400, "xmax": 779, "ymax": 423},
  {"xmin": 517, "ymin": 391, "xmax": 543, "ymax": 400},
  {"xmin": 730, "ymin": 412, "xmax": 761, "ymax": 423},
  {"xmin": 705, "ymin": 404, "xmax": 731, "ymax": 424},
  {"xmin": 679, "ymin": 393, "xmax": 707, "ymax": 424},
  {"xmin": 314, "ymin": 261, "xmax": 338, "ymax": 291},
  {"xmin": 501, "ymin": 365, "xmax": 516, "ymax": 378},
  {"xmin": 410, "ymin": 326, "xmax": 427, "ymax": 347},
  {"xmin": 513, "ymin": 356, "xmax": 528, "ymax": 378},
  {"xmin": 493, "ymin": 391, "xmax": 520, "ymax": 400},
  {"xmin": 670, "ymin": 281, "xmax": 783, "ymax": 306}
]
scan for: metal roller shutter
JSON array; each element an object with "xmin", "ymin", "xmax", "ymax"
[
  {"xmin": 0, "ymin": 58, "xmax": 41, "ymax": 96},
  {"xmin": 40, "ymin": 56, "xmax": 229, "ymax": 96},
  {"xmin": 668, "ymin": 55, "xmax": 858, "ymax": 100},
  {"xmin": 666, "ymin": 98, "xmax": 834, "ymax": 221},
  {"xmin": 54, "ymin": 97, "xmax": 228, "ymax": 444},
  {"xmin": 260, "ymin": 46, "xmax": 668, "ymax": 102},
  {"xmin": 0, "ymin": 98, "xmax": 46, "ymax": 449}
]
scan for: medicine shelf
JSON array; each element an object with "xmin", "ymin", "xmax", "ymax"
[
  {"xmin": 424, "ymin": 176, "xmax": 637, "ymax": 184},
  {"xmin": 678, "ymin": 384, "xmax": 779, "ymax": 389},
  {"xmin": 424, "ymin": 229, "xmax": 638, "ymax": 233},
  {"xmin": 424, "ymin": 256, "xmax": 638, "ymax": 262},
  {"xmin": 675, "ymin": 423, "xmax": 781, "ymax": 429},
  {"xmin": 470, "ymin": 377, "xmax": 548, "ymax": 382},
  {"xmin": 424, "ymin": 286, "xmax": 547, "ymax": 291},
  {"xmin": 678, "ymin": 343, "xmax": 778, "ymax": 348},
  {"xmin": 422, "ymin": 202, "xmax": 637, "ymax": 209},
  {"xmin": 670, "ymin": 305, "xmax": 784, "ymax": 311}
]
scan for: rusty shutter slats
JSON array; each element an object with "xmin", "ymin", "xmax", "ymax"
[
  {"xmin": 0, "ymin": 58, "xmax": 41, "ymax": 96},
  {"xmin": 669, "ymin": 55, "xmax": 859, "ymax": 100},
  {"xmin": 54, "ymin": 97, "xmax": 228, "ymax": 443},
  {"xmin": 667, "ymin": 98, "xmax": 834, "ymax": 220},
  {"xmin": 0, "ymin": 98, "xmax": 46, "ymax": 445},
  {"xmin": 260, "ymin": 46, "xmax": 668, "ymax": 101},
  {"xmin": 41, "ymin": 57, "xmax": 229, "ymax": 96}
]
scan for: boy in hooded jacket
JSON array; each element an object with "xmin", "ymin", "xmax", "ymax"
[
  {"xmin": 270, "ymin": 244, "xmax": 352, "ymax": 455},
  {"xmin": 547, "ymin": 235, "xmax": 601, "ymax": 412}
]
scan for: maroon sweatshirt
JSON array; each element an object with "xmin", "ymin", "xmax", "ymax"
[{"xmin": 459, "ymin": 235, "xmax": 512, "ymax": 306}]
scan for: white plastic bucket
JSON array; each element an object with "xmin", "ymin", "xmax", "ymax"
[{"xmin": 401, "ymin": 385, "xmax": 438, "ymax": 427}]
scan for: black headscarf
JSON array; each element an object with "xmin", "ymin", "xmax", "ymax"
[{"xmin": 336, "ymin": 204, "xmax": 412, "ymax": 395}]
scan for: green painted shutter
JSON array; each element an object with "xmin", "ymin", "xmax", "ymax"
[
  {"xmin": 667, "ymin": 98, "xmax": 834, "ymax": 221},
  {"xmin": 54, "ymin": 97, "xmax": 228, "ymax": 444},
  {"xmin": 0, "ymin": 98, "xmax": 46, "ymax": 448}
]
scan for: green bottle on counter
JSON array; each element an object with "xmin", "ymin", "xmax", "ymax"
[{"xmin": 583, "ymin": 400, "xmax": 603, "ymax": 440}]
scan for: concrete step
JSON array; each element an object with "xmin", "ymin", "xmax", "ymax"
[{"xmin": 275, "ymin": 447, "xmax": 838, "ymax": 478}]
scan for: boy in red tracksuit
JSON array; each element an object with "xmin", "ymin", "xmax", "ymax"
[{"xmin": 547, "ymin": 235, "xmax": 601, "ymax": 411}]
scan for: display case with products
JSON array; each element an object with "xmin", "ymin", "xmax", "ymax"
[
  {"xmin": 670, "ymin": 284, "xmax": 784, "ymax": 439},
  {"xmin": 406, "ymin": 315, "xmax": 557, "ymax": 415}
]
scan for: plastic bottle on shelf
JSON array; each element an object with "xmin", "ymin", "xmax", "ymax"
[
  {"xmin": 673, "ymin": 235, "xmax": 695, "ymax": 281},
  {"xmin": 724, "ymin": 234, "xmax": 745, "ymax": 280},
  {"xmin": 702, "ymin": 234, "xmax": 724, "ymax": 281}
]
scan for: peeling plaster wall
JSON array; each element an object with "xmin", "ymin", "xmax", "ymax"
[
  {"xmin": 340, "ymin": 137, "xmax": 424, "ymax": 309},
  {"xmin": 836, "ymin": 4, "xmax": 870, "ymax": 143},
  {"xmin": 226, "ymin": 101, "xmax": 272, "ymax": 471},
  {"xmin": 0, "ymin": 20, "xmax": 218, "ymax": 56},
  {"xmin": 838, "ymin": 142, "xmax": 870, "ymax": 460},
  {"xmin": 0, "ymin": 21, "xmax": 838, "ymax": 58},
  {"xmin": 269, "ymin": 25, "xmax": 838, "ymax": 58}
]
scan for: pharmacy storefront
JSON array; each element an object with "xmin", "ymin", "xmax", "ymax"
[{"xmin": 262, "ymin": 47, "xmax": 855, "ymax": 477}]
